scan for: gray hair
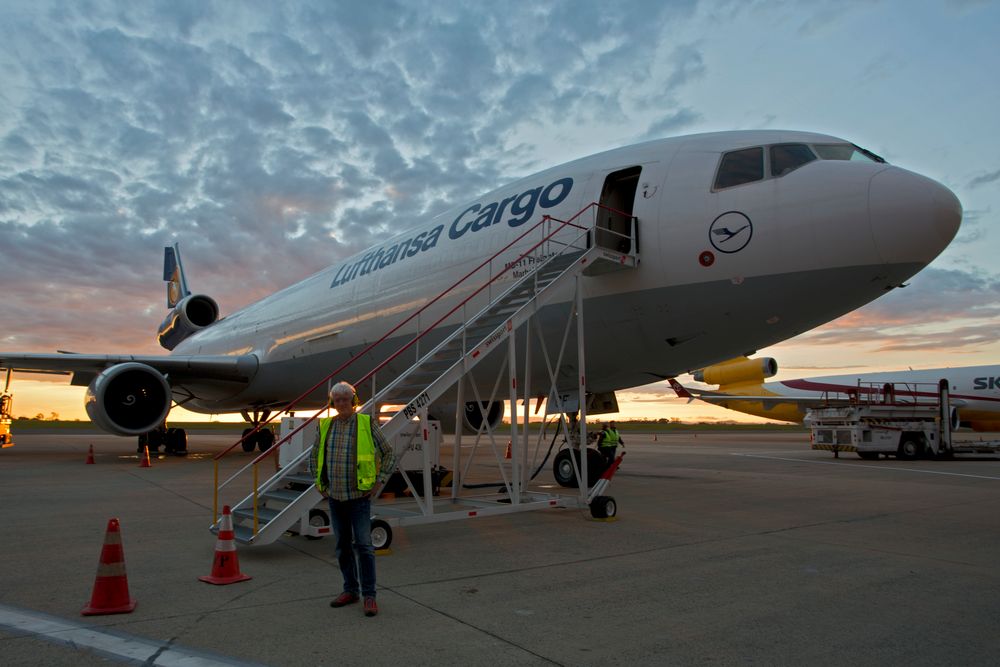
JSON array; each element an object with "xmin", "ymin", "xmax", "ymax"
[{"xmin": 329, "ymin": 381, "xmax": 356, "ymax": 400}]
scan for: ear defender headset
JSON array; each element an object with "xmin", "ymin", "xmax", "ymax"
[{"xmin": 328, "ymin": 381, "xmax": 362, "ymax": 407}]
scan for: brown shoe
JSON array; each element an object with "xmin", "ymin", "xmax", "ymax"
[
  {"xmin": 330, "ymin": 592, "xmax": 359, "ymax": 608},
  {"xmin": 363, "ymin": 597, "xmax": 378, "ymax": 617}
]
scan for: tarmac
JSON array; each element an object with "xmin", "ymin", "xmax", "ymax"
[{"xmin": 2, "ymin": 429, "xmax": 1000, "ymax": 666}]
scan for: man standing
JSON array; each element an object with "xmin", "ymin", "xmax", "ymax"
[
  {"xmin": 596, "ymin": 420, "xmax": 623, "ymax": 469},
  {"xmin": 309, "ymin": 381, "xmax": 396, "ymax": 617}
]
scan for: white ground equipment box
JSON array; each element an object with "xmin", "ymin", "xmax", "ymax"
[{"xmin": 808, "ymin": 379, "xmax": 1000, "ymax": 460}]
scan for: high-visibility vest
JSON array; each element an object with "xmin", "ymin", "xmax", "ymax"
[
  {"xmin": 601, "ymin": 428, "xmax": 621, "ymax": 447},
  {"xmin": 315, "ymin": 413, "xmax": 377, "ymax": 491}
]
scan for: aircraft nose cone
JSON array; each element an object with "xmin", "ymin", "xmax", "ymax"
[{"xmin": 869, "ymin": 167, "xmax": 962, "ymax": 266}]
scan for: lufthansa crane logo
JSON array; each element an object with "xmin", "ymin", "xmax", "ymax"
[{"xmin": 709, "ymin": 211, "xmax": 753, "ymax": 254}]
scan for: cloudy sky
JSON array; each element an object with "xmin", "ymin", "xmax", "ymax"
[{"xmin": 2, "ymin": 0, "xmax": 998, "ymax": 422}]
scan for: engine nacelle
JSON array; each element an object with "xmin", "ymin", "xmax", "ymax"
[
  {"xmin": 157, "ymin": 294, "xmax": 220, "ymax": 350},
  {"xmin": 692, "ymin": 357, "xmax": 778, "ymax": 386},
  {"xmin": 430, "ymin": 401, "xmax": 505, "ymax": 434},
  {"xmin": 85, "ymin": 363, "xmax": 172, "ymax": 436}
]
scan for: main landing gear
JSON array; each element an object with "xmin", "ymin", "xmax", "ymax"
[
  {"xmin": 138, "ymin": 421, "xmax": 188, "ymax": 456},
  {"xmin": 240, "ymin": 410, "xmax": 276, "ymax": 453}
]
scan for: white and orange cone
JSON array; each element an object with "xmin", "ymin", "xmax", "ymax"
[
  {"xmin": 139, "ymin": 445, "xmax": 151, "ymax": 468},
  {"xmin": 86, "ymin": 444, "xmax": 95, "ymax": 464},
  {"xmin": 504, "ymin": 440, "xmax": 512, "ymax": 460},
  {"xmin": 81, "ymin": 518, "xmax": 136, "ymax": 615},
  {"xmin": 199, "ymin": 505, "xmax": 252, "ymax": 585}
]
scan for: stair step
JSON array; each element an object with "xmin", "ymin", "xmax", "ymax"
[
  {"xmin": 262, "ymin": 488, "xmax": 302, "ymax": 503},
  {"xmin": 284, "ymin": 473, "xmax": 315, "ymax": 485},
  {"xmin": 233, "ymin": 506, "xmax": 281, "ymax": 523},
  {"xmin": 233, "ymin": 524, "xmax": 255, "ymax": 543}
]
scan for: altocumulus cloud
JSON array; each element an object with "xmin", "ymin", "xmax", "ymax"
[{"xmin": 0, "ymin": 0, "xmax": 705, "ymax": 354}]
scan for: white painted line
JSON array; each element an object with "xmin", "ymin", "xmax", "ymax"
[
  {"xmin": 730, "ymin": 453, "xmax": 1000, "ymax": 481},
  {"xmin": 0, "ymin": 603, "xmax": 265, "ymax": 666}
]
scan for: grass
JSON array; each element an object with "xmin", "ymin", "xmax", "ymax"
[{"xmin": 11, "ymin": 418, "xmax": 807, "ymax": 433}]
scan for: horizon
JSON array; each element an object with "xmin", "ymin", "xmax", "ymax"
[{"xmin": 3, "ymin": 1, "xmax": 998, "ymax": 426}]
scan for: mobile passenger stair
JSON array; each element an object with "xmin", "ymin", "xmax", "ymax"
[{"xmin": 211, "ymin": 203, "xmax": 638, "ymax": 546}]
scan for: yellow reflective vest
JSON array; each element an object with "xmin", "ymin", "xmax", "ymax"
[
  {"xmin": 315, "ymin": 413, "xmax": 377, "ymax": 492},
  {"xmin": 600, "ymin": 428, "xmax": 621, "ymax": 447}
]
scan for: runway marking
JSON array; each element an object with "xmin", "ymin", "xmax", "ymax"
[
  {"xmin": 730, "ymin": 453, "xmax": 1000, "ymax": 481},
  {"xmin": 0, "ymin": 603, "xmax": 265, "ymax": 666}
]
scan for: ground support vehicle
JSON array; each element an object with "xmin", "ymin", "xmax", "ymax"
[{"xmin": 809, "ymin": 379, "xmax": 1000, "ymax": 460}]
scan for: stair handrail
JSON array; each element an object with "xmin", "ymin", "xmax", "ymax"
[
  {"xmin": 220, "ymin": 221, "xmax": 599, "ymax": 530},
  {"xmin": 212, "ymin": 201, "xmax": 631, "ymax": 522},
  {"xmin": 212, "ymin": 210, "xmax": 589, "ymax": 464}
]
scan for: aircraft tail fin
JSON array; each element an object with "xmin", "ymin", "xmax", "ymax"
[
  {"xmin": 668, "ymin": 378, "xmax": 694, "ymax": 401},
  {"xmin": 163, "ymin": 244, "xmax": 191, "ymax": 308}
]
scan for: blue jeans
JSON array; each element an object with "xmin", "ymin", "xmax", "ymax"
[{"xmin": 328, "ymin": 497, "xmax": 376, "ymax": 598}]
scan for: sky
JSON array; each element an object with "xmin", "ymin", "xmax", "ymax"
[{"xmin": 1, "ymin": 0, "xmax": 999, "ymax": 424}]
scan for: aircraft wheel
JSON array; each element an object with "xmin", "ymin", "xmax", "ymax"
[
  {"xmin": 305, "ymin": 509, "xmax": 329, "ymax": 540},
  {"xmin": 257, "ymin": 428, "xmax": 275, "ymax": 452},
  {"xmin": 585, "ymin": 448, "xmax": 606, "ymax": 486},
  {"xmin": 165, "ymin": 427, "xmax": 188, "ymax": 455},
  {"xmin": 553, "ymin": 449, "xmax": 579, "ymax": 488},
  {"xmin": 897, "ymin": 438, "xmax": 922, "ymax": 460},
  {"xmin": 371, "ymin": 519, "xmax": 392, "ymax": 550},
  {"xmin": 241, "ymin": 428, "xmax": 256, "ymax": 452},
  {"xmin": 590, "ymin": 495, "xmax": 617, "ymax": 519},
  {"xmin": 857, "ymin": 451, "xmax": 879, "ymax": 460}
]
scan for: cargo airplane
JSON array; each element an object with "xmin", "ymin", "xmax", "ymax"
[
  {"xmin": 0, "ymin": 130, "xmax": 962, "ymax": 451},
  {"xmin": 669, "ymin": 357, "xmax": 1000, "ymax": 431}
]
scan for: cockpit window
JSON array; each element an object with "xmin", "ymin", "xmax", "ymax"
[
  {"xmin": 812, "ymin": 143, "xmax": 886, "ymax": 163},
  {"xmin": 714, "ymin": 147, "xmax": 764, "ymax": 190},
  {"xmin": 770, "ymin": 143, "xmax": 816, "ymax": 177}
]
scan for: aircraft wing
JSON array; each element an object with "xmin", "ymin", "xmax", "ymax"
[
  {"xmin": 667, "ymin": 378, "xmax": 826, "ymax": 409},
  {"xmin": 0, "ymin": 353, "xmax": 258, "ymax": 387}
]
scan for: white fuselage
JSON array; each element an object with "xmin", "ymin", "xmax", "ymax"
[
  {"xmin": 173, "ymin": 130, "xmax": 961, "ymax": 413},
  {"xmin": 771, "ymin": 366, "xmax": 1000, "ymax": 428}
]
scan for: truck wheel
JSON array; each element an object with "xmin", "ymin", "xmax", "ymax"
[
  {"xmin": 590, "ymin": 496, "xmax": 617, "ymax": 519},
  {"xmin": 305, "ymin": 509, "xmax": 329, "ymax": 540},
  {"xmin": 857, "ymin": 452, "xmax": 879, "ymax": 460},
  {"xmin": 241, "ymin": 428, "xmax": 256, "ymax": 452},
  {"xmin": 371, "ymin": 519, "xmax": 392, "ymax": 550},
  {"xmin": 897, "ymin": 438, "xmax": 922, "ymax": 460}
]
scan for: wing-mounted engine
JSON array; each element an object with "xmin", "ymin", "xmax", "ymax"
[
  {"xmin": 157, "ymin": 294, "xmax": 220, "ymax": 350},
  {"xmin": 692, "ymin": 356, "xmax": 778, "ymax": 387},
  {"xmin": 429, "ymin": 400, "xmax": 505, "ymax": 434},
  {"xmin": 85, "ymin": 363, "xmax": 172, "ymax": 436}
]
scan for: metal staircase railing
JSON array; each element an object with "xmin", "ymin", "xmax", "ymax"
[{"xmin": 211, "ymin": 202, "xmax": 638, "ymax": 544}]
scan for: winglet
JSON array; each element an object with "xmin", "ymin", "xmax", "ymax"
[
  {"xmin": 668, "ymin": 378, "xmax": 693, "ymax": 399},
  {"xmin": 163, "ymin": 243, "xmax": 191, "ymax": 308}
]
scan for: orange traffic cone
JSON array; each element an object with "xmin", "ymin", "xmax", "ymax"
[
  {"xmin": 653, "ymin": 434, "xmax": 657, "ymax": 442},
  {"xmin": 504, "ymin": 441, "xmax": 512, "ymax": 460},
  {"xmin": 82, "ymin": 518, "xmax": 136, "ymax": 615},
  {"xmin": 199, "ymin": 505, "xmax": 252, "ymax": 585},
  {"xmin": 86, "ymin": 444, "xmax": 95, "ymax": 464},
  {"xmin": 139, "ymin": 445, "xmax": 151, "ymax": 468}
]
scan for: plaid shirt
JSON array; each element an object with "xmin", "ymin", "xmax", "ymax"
[{"xmin": 308, "ymin": 412, "xmax": 395, "ymax": 501}]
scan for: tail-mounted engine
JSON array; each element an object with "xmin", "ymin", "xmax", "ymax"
[
  {"xmin": 157, "ymin": 294, "xmax": 220, "ymax": 350},
  {"xmin": 85, "ymin": 363, "xmax": 172, "ymax": 436},
  {"xmin": 692, "ymin": 356, "xmax": 778, "ymax": 386}
]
